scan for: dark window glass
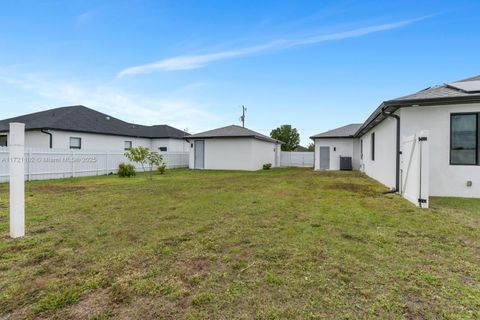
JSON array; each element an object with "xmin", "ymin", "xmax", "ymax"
[
  {"xmin": 159, "ymin": 147, "xmax": 167, "ymax": 152},
  {"xmin": 451, "ymin": 114, "xmax": 477, "ymax": 165},
  {"xmin": 0, "ymin": 135, "xmax": 7, "ymax": 147},
  {"xmin": 360, "ymin": 139, "xmax": 363, "ymax": 160},
  {"xmin": 371, "ymin": 133, "xmax": 375, "ymax": 161},
  {"xmin": 70, "ymin": 137, "xmax": 81, "ymax": 149}
]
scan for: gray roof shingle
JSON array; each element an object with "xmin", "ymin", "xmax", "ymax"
[
  {"xmin": 187, "ymin": 125, "xmax": 283, "ymax": 144},
  {"xmin": 0, "ymin": 105, "xmax": 189, "ymax": 139},
  {"xmin": 310, "ymin": 123, "xmax": 362, "ymax": 139},
  {"xmin": 391, "ymin": 75, "xmax": 480, "ymax": 102},
  {"xmin": 356, "ymin": 75, "xmax": 480, "ymax": 137}
]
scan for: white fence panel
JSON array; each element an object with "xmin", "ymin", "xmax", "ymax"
[
  {"xmin": 0, "ymin": 147, "xmax": 189, "ymax": 183},
  {"xmin": 280, "ymin": 151, "xmax": 314, "ymax": 167},
  {"xmin": 400, "ymin": 130, "xmax": 429, "ymax": 208}
]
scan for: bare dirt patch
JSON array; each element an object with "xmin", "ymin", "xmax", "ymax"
[{"xmin": 67, "ymin": 289, "xmax": 111, "ymax": 320}]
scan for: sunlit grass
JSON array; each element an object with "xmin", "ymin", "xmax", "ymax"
[{"xmin": 0, "ymin": 168, "xmax": 478, "ymax": 319}]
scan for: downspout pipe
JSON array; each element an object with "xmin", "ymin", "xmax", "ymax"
[
  {"xmin": 381, "ymin": 108, "xmax": 400, "ymax": 194},
  {"xmin": 40, "ymin": 129, "xmax": 53, "ymax": 148}
]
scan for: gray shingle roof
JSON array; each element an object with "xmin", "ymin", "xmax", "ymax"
[
  {"xmin": 356, "ymin": 75, "xmax": 480, "ymax": 137},
  {"xmin": 391, "ymin": 75, "xmax": 480, "ymax": 102},
  {"xmin": 310, "ymin": 123, "xmax": 362, "ymax": 139},
  {"xmin": 187, "ymin": 125, "xmax": 283, "ymax": 144},
  {"xmin": 0, "ymin": 105, "xmax": 189, "ymax": 139}
]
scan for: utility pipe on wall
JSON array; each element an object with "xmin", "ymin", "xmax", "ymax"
[{"xmin": 381, "ymin": 108, "xmax": 400, "ymax": 194}]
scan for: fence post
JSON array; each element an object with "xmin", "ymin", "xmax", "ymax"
[
  {"xmin": 9, "ymin": 123, "xmax": 25, "ymax": 238},
  {"xmin": 71, "ymin": 150, "xmax": 75, "ymax": 178},
  {"xmin": 105, "ymin": 152, "xmax": 108, "ymax": 175},
  {"xmin": 27, "ymin": 148, "xmax": 31, "ymax": 182}
]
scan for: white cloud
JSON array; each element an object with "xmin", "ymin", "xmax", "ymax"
[
  {"xmin": 118, "ymin": 16, "xmax": 431, "ymax": 77},
  {"xmin": 0, "ymin": 74, "xmax": 219, "ymax": 133}
]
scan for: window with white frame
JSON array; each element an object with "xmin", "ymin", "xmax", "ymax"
[
  {"xmin": 124, "ymin": 141, "xmax": 132, "ymax": 150},
  {"xmin": 69, "ymin": 137, "xmax": 82, "ymax": 149},
  {"xmin": 451, "ymin": 113, "xmax": 478, "ymax": 165}
]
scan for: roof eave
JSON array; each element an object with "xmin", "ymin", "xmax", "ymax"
[
  {"xmin": 355, "ymin": 95, "xmax": 480, "ymax": 138},
  {"xmin": 186, "ymin": 135, "xmax": 284, "ymax": 144},
  {"xmin": 310, "ymin": 135, "xmax": 355, "ymax": 139}
]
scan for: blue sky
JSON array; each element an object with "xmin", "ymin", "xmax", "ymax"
[{"xmin": 1, "ymin": 0, "xmax": 479, "ymax": 145}]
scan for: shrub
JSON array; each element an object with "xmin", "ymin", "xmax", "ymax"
[
  {"xmin": 158, "ymin": 164, "xmax": 166, "ymax": 175},
  {"xmin": 124, "ymin": 147, "xmax": 164, "ymax": 179},
  {"xmin": 118, "ymin": 163, "xmax": 136, "ymax": 178},
  {"xmin": 263, "ymin": 163, "xmax": 272, "ymax": 170}
]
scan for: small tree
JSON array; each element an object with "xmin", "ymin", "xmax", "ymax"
[
  {"xmin": 307, "ymin": 143, "xmax": 315, "ymax": 152},
  {"xmin": 270, "ymin": 124, "xmax": 300, "ymax": 151},
  {"xmin": 124, "ymin": 147, "xmax": 164, "ymax": 179}
]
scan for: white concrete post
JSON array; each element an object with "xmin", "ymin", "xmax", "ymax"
[{"xmin": 9, "ymin": 123, "xmax": 25, "ymax": 238}]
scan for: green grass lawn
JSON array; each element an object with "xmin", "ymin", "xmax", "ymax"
[{"xmin": 0, "ymin": 168, "xmax": 479, "ymax": 319}]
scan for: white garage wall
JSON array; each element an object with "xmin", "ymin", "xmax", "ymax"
[
  {"xmin": 204, "ymin": 138, "xmax": 254, "ymax": 170},
  {"xmin": 359, "ymin": 115, "xmax": 397, "ymax": 189},
  {"xmin": 401, "ymin": 103, "xmax": 480, "ymax": 197},
  {"xmin": 251, "ymin": 139, "xmax": 280, "ymax": 169},
  {"xmin": 313, "ymin": 138, "xmax": 356, "ymax": 170},
  {"xmin": 188, "ymin": 138, "xmax": 279, "ymax": 171}
]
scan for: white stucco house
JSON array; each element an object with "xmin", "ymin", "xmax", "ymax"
[
  {"xmin": 311, "ymin": 75, "xmax": 480, "ymax": 203},
  {"xmin": 186, "ymin": 125, "xmax": 283, "ymax": 171},
  {"xmin": 0, "ymin": 105, "xmax": 190, "ymax": 152}
]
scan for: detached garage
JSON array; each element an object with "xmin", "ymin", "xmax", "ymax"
[{"xmin": 186, "ymin": 125, "xmax": 283, "ymax": 171}]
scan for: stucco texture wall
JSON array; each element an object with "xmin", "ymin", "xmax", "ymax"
[
  {"xmin": 313, "ymin": 138, "xmax": 358, "ymax": 170},
  {"xmin": 401, "ymin": 103, "xmax": 480, "ymax": 197},
  {"xmin": 188, "ymin": 137, "xmax": 280, "ymax": 171},
  {"xmin": 17, "ymin": 130, "xmax": 187, "ymax": 152},
  {"xmin": 359, "ymin": 116, "xmax": 397, "ymax": 189}
]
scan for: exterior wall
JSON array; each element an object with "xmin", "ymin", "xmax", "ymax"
[
  {"xmin": 151, "ymin": 138, "xmax": 190, "ymax": 152},
  {"xmin": 251, "ymin": 139, "xmax": 280, "ymax": 168},
  {"xmin": 401, "ymin": 103, "xmax": 480, "ymax": 197},
  {"xmin": 188, "ymin": 137, "xmax": 279, "ymax": 171},
  {"xmin": 2, "ymin": 129, "xmax": 188, "ymax": 152},
  {"xmin": 48, "ymin": 130, "xmax": 152, "ymax": 151},
  {"xmin": 313, "ymin": 138, "xmax": 357, "ymax": 170},
  {"xmin": 358, "ymin": 115, "xmax": 398, "ymax": 189},
  {"xmin": 25, "ymin": 131, "xmax": 51, "ymax": 149}
]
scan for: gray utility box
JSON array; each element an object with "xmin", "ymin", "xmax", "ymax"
[{"xmin": 339, "ymin": 157, "xmax": 353, "ymax": 170}]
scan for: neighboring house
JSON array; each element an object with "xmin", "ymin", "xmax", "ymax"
[
  {"xmin": 0, "ymin": 105, "xmax": 190, "ymax": 152},
  {"xmin": 186, "ymin": 125, "xmax": 283, "ymax": 171},
  {"xmin": 311, "ymin": 75, "xmax": 480, "ymax": 199}
]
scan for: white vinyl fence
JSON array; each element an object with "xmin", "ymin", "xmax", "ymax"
[
  {"xmin": 280, "ymin": 151, "xmax": 314, "ymax": 167},
  {"xmin": 0, "ymin": 147, "xmax": 189, "ymax": 183},
  {"xmin": 400, "ymin": 130, "xmax": 430, "ymax": 208}
]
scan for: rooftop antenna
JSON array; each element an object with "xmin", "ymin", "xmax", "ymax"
[{"xmin": 239, "ymin": 105, "xmax": 247, "ymax": 127}]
